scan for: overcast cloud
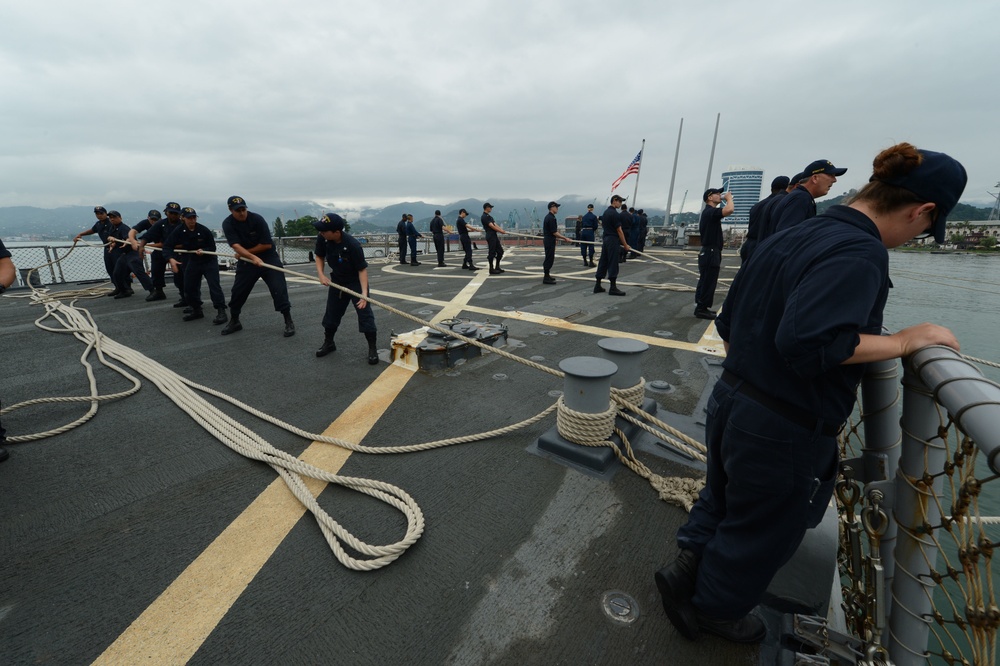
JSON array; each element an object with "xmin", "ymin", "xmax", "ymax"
[{"xmin": 0, "ymin": 0, "xmax": 996, "ymax": 214}]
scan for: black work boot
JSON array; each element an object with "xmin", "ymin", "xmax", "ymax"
[
  {"xmin": 655, "ymin": 549, "xmax": 701, "ymax": 641},
  {"xmin": 221, "ymin": 318, "xmax": 242, "ymax": 335},
  {"xmin": 594, "ymin": 279, "xmax": 605, "ymax": 293},
  {"xmin": 212, "ymin": 307, "xmax": 228, "ymax": 325},
  {"xmin": 107, "ymin": 288, "xmax": 121, "ymax": 297},
  {"xmin": 608, "ymin": 280, "xmax": 626, "ymax": 296},
  {"xmin": 282, "ymin": 310, "xmax": 295, "ymax": 337},
  {"xmin": 695, "ymin": 610, "xmax": 767, "ymax": 644},
  {"xmin": 316, "ymin": 329, "xmax": 337, "ymax": 357},
  {"xmin": 365, "ymin": 331, "xmax": 379, "ymax": 365},
  {"xmin": 543, "ymin": 275, "xmax": 556, "ymax": 285},
  {"xmin": 183, "ymin": 308, "xmax": 204, "ymax": 321},
  {"xmin": 145, "ymin": 287, "xmax": 166, "ymax": 302}
]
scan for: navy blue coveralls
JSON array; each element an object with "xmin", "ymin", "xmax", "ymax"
[
  {"xmin": 542, "ymin": 212, "xmax": 559, "ymax": 277},
  {"xmin": 771, "ymin": 185, "xmax": 816, "ymax": 235},
  {"xmin": 579, "ymin": 211, "xmax": 598, "ymax": 261},
  {"xmin": 166, "ymin": 222, "xmax": 226, "ymax": 313},
  {"xmin": 430, "ymin": 215, "xmax": 445, "ymax": 265},
  {"xmin": 482, "ymin": 213, "xmax": 503, "ymax": 265},
  {"xmin": 105, "ymin": 221, "xmax": 134, "ymax": 291},
  {"xmin": 405, "ymin": 220, "xmax": 422, "ymax": 262},
  {"xmin": 754, "ymin": 190, "xmax": 788, "ymax": 244},
  {"xmin": 141, "ymin": 218, "xmax": 185, "ymax": 293},
  {"xmin": 741, "ymin": 191, "xmax": 781, "ymax": 261},
  {"xmin": 115, "ymin": 220, "xmax": 153, "ymax": 293},
  {"xmin": 222, "ymin": 211, "xmax": 291, "ymax": 319},
  {"xmin": 315, "ymin": 232, "xmax": 376, "ymax": 334},
  {"xmin": 594, "ymin": 206, "xmax": 622, "ymax": 281},
  {"xmin": 396, "ymin": 217, "xmax": 408, "ymax": 263},
  {"xmin": 619, "ymin": 209, "xmax": 632, "ymax": 262},
  {"xmin": 695, "ymin": 204, "xmax": 723, "ymax": 311},
  {"xmin": 676, "ymin": 205, "xmax": 890, "ymax": 620},
  {"xmin": 89, "ymin": 219, "xmax": 115, "ymax": 280}
]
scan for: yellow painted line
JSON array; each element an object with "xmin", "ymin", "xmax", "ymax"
[{"xmin": 95, "ymin": 275, "xmax": 491, "ymax": 664}]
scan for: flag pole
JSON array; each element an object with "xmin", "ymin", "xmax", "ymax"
[{"xmin": 630, "ymin": 139, "xmax": 645, "ymax": 208}]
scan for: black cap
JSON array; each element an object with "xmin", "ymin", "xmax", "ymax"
[
  {"xmin": 94, "ymin": 206, "xmax": 107, "ymax": 214},
  {"xmin": 181, "ymin": 207, "xmax": 197, "ymax": 218},
  {"xmin": 790, "ymin": 173, "xmax": 806, "ymax": 186},
  {"xmin": 148, "ymin": 210, "xmax": 162, "ymax": 220},
  {"xmin": 873, "ymin": 148, "xmax": 967, "ymax": 243},
  {"xmin": 547, "ymin": 201, "xmax": 560, "ymax": 209},
  {"xmin": 164, "ymin": 202, "xmax": 182, "ymax": 213},
  {"xmin": 703, "ymin": 188, "xmax": 724, "ymax": 202},
  {"xmin": 803, "ymin": 159, "xmax": 847, "ymax": 177},
  {"xmin": 587, "ymin": 204, "xmax": 594, "ymax": 209},
  {"xmin": 313, "ymin": 213, "xmax": 346, "ymax": 233},
  {"xmin": 227, "ymin": 195, "xmax": 247, "ymax": 210},
  {"xmin": 610, "ymin": 194, "xmax": 625, "ymax": 203},
  {"xmin": 108, "ymin": 210, "xmax": 121, "ymax": 219},
  {"xmin": 483, "ymin": 202, "xmax": 493, "ymax": 210},
  {"xmin": 770, "ymin": 176, "xmax": 790, "ymax": 190}
]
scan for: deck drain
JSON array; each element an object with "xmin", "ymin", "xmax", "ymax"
[
  {"xmin": 647, "ymin": 380, "xmax": 675, "ymax": 394},
  {"xmin": 530, "ymin": 355, "xmax": 545, "ymax": 362},
  {"xmin": 539, "ymin": 330, "xmax": 557, "ymax": 336},
  {"xmin": 417, "ymin": 309, "xmax": 434, "ymax": 315},
  {"xmin": 601, "ymin": 590, "xmax": 639, "ymax": 625},
  {"xmin": 654, "ymin": 330, "xmax": 674, "ymax": 338},
  {"xmin": 672, "ymin": 369, "xmax": 690, "ymax": 377},
  {"xmin": 547, "ymin": 390, "xmax": 563, "ymax": 398},
  {"xmin": 492, "ymin": 373, "xmax": 508, "ymax": 381}
]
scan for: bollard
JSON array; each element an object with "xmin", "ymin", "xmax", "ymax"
[
  {"xmin": 597, "ymin": 338, "xmax": 658, "ymax": 439},
  {"xmin": 533, "ymin": 356, "xmax": 621, "ymax": 477}
]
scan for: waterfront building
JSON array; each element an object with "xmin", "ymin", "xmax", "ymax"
[{"xmin": 721, "ymin": 167, "xmax": 764, "ymax": 226}]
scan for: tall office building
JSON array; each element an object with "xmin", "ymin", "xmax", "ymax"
[{"xmin": 721, "ymin": 167, "xmax": 764, "ymax": 226}]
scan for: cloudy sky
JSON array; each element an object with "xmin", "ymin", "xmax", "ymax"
[{"xmin": 1, "ymin": 1, "xmax": 996, "ymax": 214}]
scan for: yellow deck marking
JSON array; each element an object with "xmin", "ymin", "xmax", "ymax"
[{"xmin": 95, "ymin": 275, "xmax": 490, "ymax": 664}]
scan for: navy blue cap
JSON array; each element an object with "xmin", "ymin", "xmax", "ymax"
[
  {"xmin": 803, "ymin": 159, "xmax": 847, "ymax": 177},
  {"xmin": 227, "ymin": 195, "xmax": 247, "ymax": 210},
  {"xmin": 148, "ymin": 210, "xmax": 162, "ymax": 220},
  {"xmin": 790, "ymin": 173, "xmax": 806, "ymax": 186},
  {"xmin": 181, "ymin": 207, "xmax": 197, "ymax": 218},
  {"xmin": 547, "ymin": 201, "xmax": 560, "ymax": 209},
  {"xmin": 702, "ymin": 188, "xmax": 723, "ymax": 202},
  {"xmin": 94, "ymin": 206, "xmax": 107, "ymax": 214},
  {"xmin": 164, "ymin": 202, "xmax": 182, "ymax": 213},
  {"xmin": 771, "ymin": 176, "xmax": 790, "ymax": 190},
  {"xmin": 874, "ymin": 148, "xmax": 967, "ymax": 243},
  {"xmin": 313, "ymin": 213, "xmax": 345, "ymax": 233},
  {"xmin": 108, "ymin": 210, "xmax": 121, "ymax": 219}
]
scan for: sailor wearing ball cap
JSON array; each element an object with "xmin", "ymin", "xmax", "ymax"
[
  {"xmin": 313, "ymin": 213, "xmax": 379, "ymax": 364},
  {"xmin": 772, "ymin": 159, "xmax": 848, "ymax": 234}
]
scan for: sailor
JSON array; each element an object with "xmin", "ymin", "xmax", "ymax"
[
  {"xmin": 657, "ymin": 142, "xmax": 967, "ymax": 644},
  {"xmin": 541, "ymin": 201, "xmax": 570, "ymax": 284},
  {"xmin": 396, "ymin": 214, "xmax": 409, "ymax": 265},
  {"xmin": 101, "ymin": 211, "xmax": 136, "ymax": 298},
  {"xmin": 618, "ymin": 205, "xmax": 632, "ymax": 263},
  {"xmin": 128, "ymin": 210, "xmax": 164, "ymax": 301},
  {"xmin": 73, "ymin": 206, "xmax": 115, "ymax": 284},
  {"xmin": 771, "ymin": 159, "xmax": 847, "ymax": 234},
  {"xmin": 481, "ymin": 202, "xmax": 507, "ymax": 274},
  {"xmin": 635, "ymin": 209, "xmax": 649, "ymax": 256},
  {"xmin": 579, "ymin": 204, "xmax": 598, "ymax": 267},
  {"xmin": 138, "ymin": 203, "xmax": 186, "ymax": 307},
  {"xmin": 0, "ymin": 236, "xmax": 15, "ymax": 462},
  {"xmin": 429, "ymin": 210, "xmax": 447, "ymax": 267},
  {"xmin": 108, "ymin": 211, "xmax": 155, "ymax": 299},
  {"xmin": 593, "ymin": 194, "xmax": 630, "ymax": 295},
  {"xmin": 405, "ymin": 214, "xmax": 422, "ymax": 266},
  {"xmin": 627, "ymin": 207, "xmax": 642, "ymax": 259},
  {"xmin": 313, "ymin": 213, "xmax": 378, "ymax": 365},
  {"xmin": 456, "ymin": 209, "xmax": 480, "ymax": 270},
  {"xmin": 693, "ymin": 188, "xmax": 734, "ymax": 319},
  {"xmin": 741, "ymin": 175, "xmax": 789, "ymax": 262},
  {"xmin": 166, "ymin": 207, "xmax": 228, "ymax": 324},
  {"xmin": 220, "ymin": 195, "xmax": 294, "ymax": 337}
]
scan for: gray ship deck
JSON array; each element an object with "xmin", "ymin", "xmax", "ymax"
[{"xmin": 1, "ymin": 244, "xmax": 761, "ymax": 665}]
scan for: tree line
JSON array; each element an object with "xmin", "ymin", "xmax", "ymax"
[{"xmin": 272, "ymin": 215, "xmax": 352, "ymax": 238}]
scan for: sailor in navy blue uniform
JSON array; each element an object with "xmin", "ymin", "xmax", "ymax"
[
  {"xmin": 128, "ymin": 210, "xmax": 163, "ymax": 300},
  {"xmin": 0, "ymin": 236, "xmax": 15, "ymax": 462},
  {"xmin": 482, "ymin": 203, "xmax": 507, "ymax": 274},
  {"xmin": 693, "ymin": 188, "xmax": 733, "ymax": 319},
  {"xmin": 166, "ymin": 208, "xmax": 228, "ymax": 324},
  {"xmin": 456, "ymin": 209, "xmax": 480, "ymax": 270},
  {"xmin": 579, "ymin": 204, "xmax": 598, "ymax": 267},
  {"xmin": 430, "ymin": 210, "xmax": 447, "ymax": 267},
  {"xmin": 541, "ymin": 201, "xmax": 570, "ymax": 284},
  {"xmin": 73, "ymin": 206, "xmax": 115, "ymax": 284},
  {"xmin": 139, "ymin": 203, "xmax": 186, "ymax": 306},
  {"xmin": 593, "ymin": 194, "xmax": 630, "ymax": 295},
  {"xmin": 741, "ymin": 176, "xmax": 789, "ymax": 262},
  {"xmin": 405, "ymin": 214, "xmax": 422, "ymax": 266},
  {"xmin": 771, "ymin": 159, "xmax": 847, "ymax": 235},
  {"xmin": 313, "ymin": 214, "xmax": 379, "ymax": 365},
  {"xmin": 107, "ymin": 211, "xmax": 153, "ymax": 299},
  {"xmin": 657, "ymin": 143, "xmax": 967, "ymax": 645},
  {"xmin": 756, "ymin": 173, "xmax": 801, "ymax": 243},
  {"xmin": 396, "ymin": 214, "xmax": 409, "ymax": 264},
  {"xmin": 220, "ymin": 195, "xmax": 294, "ymax": 337}
]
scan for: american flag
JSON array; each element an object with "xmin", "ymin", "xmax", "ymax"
[{"xmin": 611, "ymin": 150, "xmax": 642, "ymax": 191}]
